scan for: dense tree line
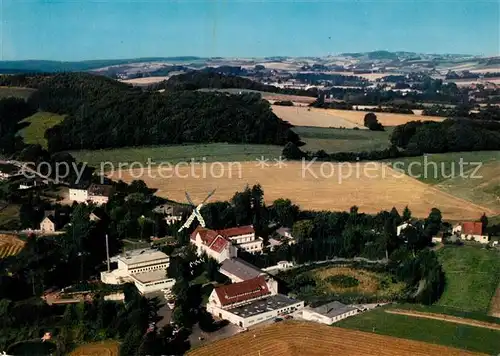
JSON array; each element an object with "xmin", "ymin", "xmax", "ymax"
[
  {"xmin": 390, "ymin": 118, "xmax": 500, "ymax": 154},
  {"xmin": 0, "ymin": 97, "xmax": 37, "ymax": 155},
  {"xmin": 0, "ymin": 73, "xmax": 300, "ymax": 152},
  {"xmin": 155, "ymin": 71, "xmax": 318, "ymax": 97}
]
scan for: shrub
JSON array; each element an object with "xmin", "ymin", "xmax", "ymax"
[{"xmin": 325, "ymin": 274, "xmax": 360, "ymax": 288}]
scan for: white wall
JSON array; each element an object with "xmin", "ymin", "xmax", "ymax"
[
  {"xmin": 69, "ymin": 188, "xmax": 88, "ymax": 202},
  {"xmin": 135, "ymin": 278, "xmax": 175, "ymax": 295},
  {"xmin": 462, "ymin": 234, "xmax": 489, "ymax": 244},
  {"xmin": 208, "ymin": 301, "xmax": 304, "ymax": 328},
  {"xmin": 89, "ymin": 195, "xmax": 109, "ymax": 205},
  {"xmin": 302, "ymin": 308, "xmax": 358, "ymax": 325}
]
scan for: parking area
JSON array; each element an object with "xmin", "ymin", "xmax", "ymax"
[
  {"xmin": 145, "ymin": 291, "xmax": 172, "ymax": 329},
  {"xmin": 189, "ymin": 322, "xmax": 241, "ymax": 348}
]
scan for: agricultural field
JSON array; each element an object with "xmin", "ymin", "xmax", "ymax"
[
  {"xmin": 386, "ymin": 151, "xmax": 500, "ymax": 212},
  {"xmin": 18, "ymin": 112, "xmax": 66, "ymax": 148},
  {"xmin": 69, "ymin": 341, "xmax": 119, "ymax": 356},
  {"xmin": 110, "ymin": 161, "xmax": 495, "ymax": 220},
  {"xmin": 0, "ymin": 204, "xmax": 21, "ymax": 230},
  {"xmin": 280, "ymin": 264, "xmax": 406, "ymax": 304},
  {"xmin": 272, "ymin": 106, "xmax": 444, "ymax": 128},
  {"xmin": 71, "ymin": 143, "xmax": 283, "ymax": 168},
  {"xmin": 0, "ymin": 234, "xmax": 25, "ymax": 259},
  {"xmin": 0, "ymin": 86, "xmax": 36, "ymax": 99},
  {"xmin": 436, "ymin": 246, "xmax": 500, "ymax": 314},
  {"xmin": 188, "ymin": 320, "xmax": 482, "ymax": 356},
  {"xmin": 293, "ymin": 126, "xmax": 392, "ymax": 153},
  {"xmin": 337, "ymin": 306, "xmax": 500, "ymax": 355}
]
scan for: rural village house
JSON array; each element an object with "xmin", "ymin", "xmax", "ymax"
[
  {"xmin": 39, "ymin": 211, "xmax": 70, "ymax": 234},
  {"xmin": 453, "ymin": 222, "xmax": 489, "ymax": 244},
  {"xmin": 69, "ymin": 183, "xmax": 114, "ymax": 205},
  {"xmin": 190, "ymin": 225, "xmax": 263, "ymax": 263}
]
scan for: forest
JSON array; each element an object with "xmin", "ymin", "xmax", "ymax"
[{"xmin": 0, "ymin": 73, "xmax": 299, "ymax": 153}]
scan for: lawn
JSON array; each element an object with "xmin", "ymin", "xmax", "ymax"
[
  {"xmin": 0, "ymin": 204, "xmax": 21, "ymax": 230},
  {"xmin": 0, "ymin": 86, "xmax": 36, "ymax": 100},
  {"xmin": 436, "ymin": 245, "xmax": 500, "ymax": 314},
  {"xmin": 293, "ymin": 126, "xmax": 392, "ymax": 153},
  {"xmin": 70, "ymin": 143, "xmax": 284, "ymax": 169},
  {"xmin": 337, "ymin": 306, "xmax": 500, "ymax": 355},
  {"xmin": 386, "ymin": 151, "xmax": 500, "ymax": 185},
  {"xmin": 18, "ymin": 112, "xmax": 66, "ymax": 148}
]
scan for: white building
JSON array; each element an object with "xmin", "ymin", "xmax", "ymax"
[
  {"xmin": 302, "ymin": 301, "xmax": 358, "ymax": 325},
  {"xmin": 453, "ymin": 222, "xmax": 489, "ymax": 244},
  {"xmin": 69, "ymin": 187, "xmax": 88, "ymax": 202},
  {"xmin": 220, "ymin": 257, "xmax": 266, "ymax": 283},
  {"xmin": 206, "ymin": 276, "xmax": 303, "ymax": 328},
  {"xmin": 100, "ymin": 248, "xmax": 174, "ymax": 294},
  {"xmin": 190, "ymin": 227, "xmax": 238, "ymax": 263},
  {"xmin": 218, "ymin": 225, "xmax": 264, "ymax": 253},
  {"xmin": 69, "ymin": 184, "xmax": 113, "ymax": 205},
  {"xmin": 396, "ymin": 222, "xmax": 412, "ymax": 237}
]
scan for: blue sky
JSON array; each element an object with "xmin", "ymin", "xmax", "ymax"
[{"xmin": 1, "ymin": 0, "xmax": 499, "ymax": 61}]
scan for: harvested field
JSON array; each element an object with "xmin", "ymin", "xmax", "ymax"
[
  {"xmin": 69, "ymin": 341, "xmax": 119, "ymax": 356},
  {"xmin": 109, "ymin": 162, "xmax": 495, "ymax": 220},
  {"xmin": 0, "ymin": 234, "xmax": 25, "ymax": 259},
  {"xmin": 386, "ymin": 309, "xmax": 500, "ymax": 331},
  {"xmin": 120, "ymin": 76, "xmax": 170, "ymax": 85},
  {"xmin": 187, "ymin": 321, "xmax": 482, "ymax": 356},
  {"xmin": 272, "ymin": 106, "xmax": 365, "ymax": 128},
  {"xmin": 272, "ymin": 106, "xmax": 444, "ymax": 128}
]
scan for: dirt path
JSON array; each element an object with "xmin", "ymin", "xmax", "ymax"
[
  {"xmin": 489, "ymin": 283, "xmax": 500, "ymax": 318},
  {"xmin": 386, "ymin": 309, "xmax": 500, "ymax": 330}
]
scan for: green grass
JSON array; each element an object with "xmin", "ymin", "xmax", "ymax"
[
  {"xmin": 293, "ymin": 126, "xmax": 392, "ymax": 153},
  {"xmin": 337, "ymin": 306, "xmax": 500, "ymax": 355},
  {"xmin": 71, "ymin": 143, "xmax": 283, "ymax": 168},
  {"xmin": 0, "ymin": 86, "xmax": 36, "ymax": 100},
  {"xmin": 393, "ymin": 303, "xmax": 500, "ymax": 324},
  {"xmin": 436, "ymin": 245, "xmax": 500, "ymax": 314},
  {"xmin": 18, "ymin": 112, "xmax": 66, "ymax": 148},
  {"xmin": 0, "ymin": 204, "xmax": 21, "ymax": 230},
  {"xmin": 386, "ymin": 151, "xmax": 500, "ymax": 185}
]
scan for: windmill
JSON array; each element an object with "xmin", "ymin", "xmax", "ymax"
[{"xmin": 178, "ymin": 189, "xmax": 216, "ymax": 232}]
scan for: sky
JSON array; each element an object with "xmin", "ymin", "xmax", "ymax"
[{"xmin": 1, "ymin": 0, "xmax": 499, "ymax": 61}]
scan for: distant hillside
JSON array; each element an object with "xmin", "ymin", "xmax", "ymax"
[
  {"xmin": 0, "ymin": 73, "xmax": 299, "ymax": 152},
  {"xmin": 0, "ymin": 57, "xmax": 205, "ymax": 73},
  {"xmin": 157, "ymin": 71, "xmax": 318, "ymax": 97}
]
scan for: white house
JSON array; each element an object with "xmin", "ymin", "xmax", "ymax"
[
  {"xmin": 302, "ymin": 301, "xmax": 358, "ymax": 325},
  {"xmin": 100, "ymin": 248, "xmax": 174, "ymax": 294},
  {"xmin": 190, "ymin": 227, "xmax": 238, "ymax": 263},
  {"xmin": 396, "ymin": 222, "xmax": 412, "ymax": 237},
  {"xmin": 206, "ymin": 276, "xmax": 303, "ymax": 328},
  {"xmin": 218, "ymin": 225, "xmax": 264, "ymax": 253},
  {"xmin": 69, "ymin": 187, "xmax": 88, "ymax": 203}
]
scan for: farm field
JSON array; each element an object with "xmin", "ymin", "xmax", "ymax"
[
  {"xmin": 0, "ymin": 204, "xmax": 21, "ymax": 230},
  {"xmin": 108, "ymin": 161, "xmax": 495, "ymax": 220},
  {"xmin": 18, "ymin": 112, "xmax": 66, "ymax": 148},
  {"xmin": 294, "ymin": 126, "xmax": 392, "ymax": 153},
  {"xmin": 337, "ymin": 307, "xmax": 500, "ymax": 355},
  {"xmin": 188, "ymin": 320, "xmax": 483, "ymax": 356},
  {"xmin": 436, "ymin": 246, "xmax": 500, "ymax": 314},
  {"xmin": 0, "ymin": 86, "xmax": 36, "ymax": 99},
  {"xmin": 272, "ymin": 106, "xmax": 444, "ymax": 128},
  {"xmin": 71, "ymin": 143, "xmax": 283, "ymax": 168},
  {"xmin": 389, "ymin": 304, "xmax": 500, "ymax": 324},
  {"xmin": 0, "ymin": 234, "xmax": 25, "ymax": 259},
  {"xmin": 69, "ymin": 341, "xmax": 119, "ymax": 356}
]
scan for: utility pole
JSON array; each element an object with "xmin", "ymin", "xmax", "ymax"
[{"xmin": 105, "ymin": 234, "xmax": 111, "ymax": 272}]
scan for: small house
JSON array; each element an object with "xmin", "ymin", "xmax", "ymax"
[{"xmin": 453, "ymin": 222, "xmax": 489, "ymax": 244}]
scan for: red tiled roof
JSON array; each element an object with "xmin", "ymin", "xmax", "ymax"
[
  {"xmin": 191, "ymin": 227, "xmax": 229, "ymax": 253},
  {"xmin": 191, "ymin": 226, "xmax": 218, "ymax": 244},
  {"xmin": 214, "ymin": 276, "xmax": 270, "ymax": 307},
  {"xmin": 462, "ymin": 222, "xmax": 484, "ymax": 236},
  {"xmin": 218, "ymin": 225, "xmax": 254, "ymax": 238},
  {"xmin": 210, "ymin": 235, "xmax": 229, "ymax": 253}
]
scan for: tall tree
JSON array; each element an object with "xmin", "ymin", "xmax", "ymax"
[{"xmin": 402, "ymin": 206, "xmax": 412, "ymax": 222}]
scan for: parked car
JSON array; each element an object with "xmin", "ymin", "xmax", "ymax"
[{"xmin": 274, "ymin": 317, "xmax": 283, "ymax": 322}]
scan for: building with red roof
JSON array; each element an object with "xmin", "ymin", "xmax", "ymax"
[
  {"xmin": 452, "ymin": 221, "xmax": 489, "ymax": 244},
  {"xmin": 206, "ymin": 275, "xmax": 303, "ymax": 328},
  {"xmin": 190, "ymin": 225, "xmax": 263, "ymax": 262}
]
